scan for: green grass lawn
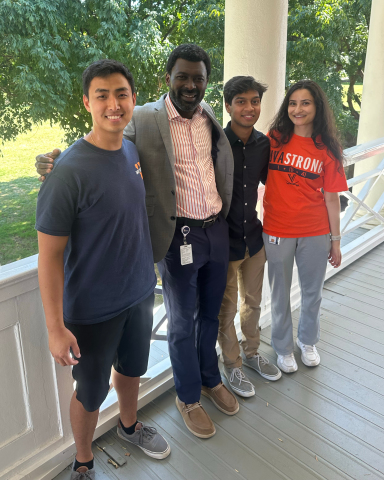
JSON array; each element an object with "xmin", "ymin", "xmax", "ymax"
[
  {"xmin": 0, "ymin": 123, "xmax": 162, "ymax": 285},
  {"xmin": 0, "ymin": 123, "xmax": 68, "ymax": 266}
]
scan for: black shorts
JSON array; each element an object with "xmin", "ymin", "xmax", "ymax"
[{"xmin": 64, "ymin": 292, "xmax": 154, "ymax": 412}]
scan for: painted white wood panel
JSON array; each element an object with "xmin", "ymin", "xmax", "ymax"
[
  {"xmin": 0, "ymin": 266, "xmax": 65, "ymax": 480},
  {"xmin": 0, "ymin": 323, "xmax": 30, "ymax": 448}
]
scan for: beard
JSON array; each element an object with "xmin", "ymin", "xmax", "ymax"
[{"xmin": 169, "ymin": 88, "xmax": 203, "ymax": 113}]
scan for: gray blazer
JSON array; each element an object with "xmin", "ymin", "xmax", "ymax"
[{"xmin": 124, "ymin": 95, "xmax": 233, "ymax": 263}]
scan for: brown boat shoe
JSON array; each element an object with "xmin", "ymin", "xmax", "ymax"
[
  {"xmin": 201, "ymin": 381, "xmax": 240, "ymax": 415},
  {"xmin": 176, "ymin": 396, "xmax": 216, "ymax": 438}
]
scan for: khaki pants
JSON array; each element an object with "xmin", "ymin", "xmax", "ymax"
[{"xmin": 218, "ymin": 246, "xmax": 266, "ymax": 368}]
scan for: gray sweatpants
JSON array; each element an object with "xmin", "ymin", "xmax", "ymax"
[{"xmin": 262, "ymin": 233, "xmax": 331, "ymax": 355}]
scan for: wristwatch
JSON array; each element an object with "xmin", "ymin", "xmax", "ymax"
[{"xmin": 331, "ymin": 235, "xmax": 342, "ymax": 241}]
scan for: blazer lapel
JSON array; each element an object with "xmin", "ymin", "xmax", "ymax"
[
  {"xmin": 154, "ymin": 97, "xmax": 176, "ymax": 175},
  {"xmin": 202, "ymin": 106, "xmax": 220, "ymax": 130}
]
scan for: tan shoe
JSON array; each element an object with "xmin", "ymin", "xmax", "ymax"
[
  {"xmin": 175, "ymin": 397, "xmax": 216, "ymax": 438},
  {"xmin": 201, "ymin": 382, "xmax": 239, "ymax": 415}
]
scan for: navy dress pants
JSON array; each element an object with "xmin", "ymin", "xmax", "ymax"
[{"xmin": 157, "ymin": 216, "xmax": 229, "ymax": 404}]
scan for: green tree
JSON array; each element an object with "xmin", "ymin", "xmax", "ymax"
[
  {"xmin": 0, "ymin": 0, "xmax": 224, "ymax": 144},
  {"xmin": 1, "ymin": 0, "xmax": 371, "ymax": 148},
  {"xmin": 287, "ymin": 0, "xmax": 371, "ymax": 147}
]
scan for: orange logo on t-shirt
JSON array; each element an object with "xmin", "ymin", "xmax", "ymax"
[
  {"xmin": 135, "ymin": 162, "xmax": 143, "ymax": 179},
  {"xmin": 263, "ymin": 132, "xmax": 348, "ymax": 238}
]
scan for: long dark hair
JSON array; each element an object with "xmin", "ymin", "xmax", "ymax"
[{"xmin": 269, "ymin": 80, "xmax": 344, "ymax": 170}]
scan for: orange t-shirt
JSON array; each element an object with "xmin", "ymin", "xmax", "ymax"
[{"xmin": 263, "ymin": 132, "xmax": 348, "ymax": 238}]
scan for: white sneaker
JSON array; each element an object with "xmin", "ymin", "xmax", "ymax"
[
  {"xmin": 277, "ymin": 353, "xmax": 298, "ymax": 373},
  {"xmin": 296, "ymin": 338, "xmax": 320, "ymax": 366}
]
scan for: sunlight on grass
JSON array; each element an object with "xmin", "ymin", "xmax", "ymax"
[
  {"xmin": 342, "ymin": 84, "xmax": 363, "ymax": 112},
  {"xmin": 0, "ymin": 122, "xmax": 68, "ymax": 265},
  {"xmin": 0, "ymin": 123, "xmax": 162, "ymax": 285}
]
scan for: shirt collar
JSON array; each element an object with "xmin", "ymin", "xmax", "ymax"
[
  {"xmin": 224, "ymin": 121, "xmax": 259, "ymax": 146},
  {"xmin": 165, "ymin": 92, "xmax": 204, "ymax": 120}
]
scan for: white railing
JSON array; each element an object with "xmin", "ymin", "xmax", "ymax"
[
  {"xmin": 151, "ymin": 138, "xmax": 384, "ymax": 340},
  {"xmin": 1, "ymin": 138, "xmax": 384, "ymax": 480},
  {"xmin": 0, "ymin": 261, "xmax": 174, "ymax": 480},
  {"xmin": 335, "ymin": 137, "xmax": 384, "ymax": 271}
]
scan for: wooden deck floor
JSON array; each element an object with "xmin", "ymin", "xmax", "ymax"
[{"xmin": 55, "ymin": 242, "xmax": 384, "ymax": 480}]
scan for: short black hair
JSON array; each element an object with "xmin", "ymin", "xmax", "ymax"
[
  {"xmin": 82, "ymin": 59, "xmax": 135, "ymax": 98},
  {"xmin": 166, "ymin": 44, "xmax": 211, "ymax": 78},
  {"xmin": 224, "ymin": 76, "xmax": 268, "ymax": 105}
]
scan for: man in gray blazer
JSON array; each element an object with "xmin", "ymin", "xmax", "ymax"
[
  {"xmin": 35, "ymin": 44, "xmax": 238, "ymax": 439},
  {"xmin": 125, "ymin": 87, "xmax": 233, "ymax": 265}
]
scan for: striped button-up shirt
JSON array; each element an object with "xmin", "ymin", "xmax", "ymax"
[{"xmin": 165, "ymin": 93, "xmax": 222, "ymax": 219}]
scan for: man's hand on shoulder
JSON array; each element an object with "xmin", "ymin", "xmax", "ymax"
[{"xmin": 35, "ymin": 148, "xmax": 61, "ymax": 182}]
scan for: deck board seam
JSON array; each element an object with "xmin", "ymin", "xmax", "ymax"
[
  {"xmin": 261, "ymin": 328, "xmax": 384, "ymax": 359},
  {"xmin": 256, "ymin": 344, "xmax": 384, "ymax": 428},
  {"xmin": 102, "ymin": 430, "xmax": 163, "ymax": 480},
  {"xmin": 218, "ymin": 404, "xmax": 354, "ymax": 480},
  {"xmin": 283, "ymin": 369, "xmax": 384, "ymax": 426},
  {"xmin": 237, "ymin": 402, "xmax": 376, "ymax": 480},
  {"xmin": 320, "ymin": 299, "xmax": 384, "ymax": 324},
  {"xmin": 238, "ymin": 372, "xmax": 384, "ymax": 478},
  {"xmin": 290, "ymin": 314, "xmax": 384, "ymax": 355},
  {"xmin": 341, "ymin": 266, "xmax": 384, "ymax": 281},
  {"xmin": 318, "ymin": 307, "xmax": 384, "ymax": 333},
  {"xmin": 258, "ymin": 340, "xmax": 384, "ymax": 409},
  {"xmin": 149, "ymin": 391, "xmax": 244, "ymax": 480},
  {"xmin": 134, "ymin": 410, "xmax": 217, "ymax": 480},
  {"xmin": 281, "ymin": 319, "xmax": 384, "ymax": 374},
  {"xmin": 212, "ymin": 413, "xmax": 336, "ymax": 480},
  {"xmin": 323, "ymin": 285, "xmax": 384, "ymax": 307},
  {"xmin": 110, "ymin": 413, "xmax": 219, "ymax": 480},
  {"xmin": 292, "ymin": 321, "xmax": 384, "ymax": 353},
  {"xmin": 241, "ymin": 367, "xmax": 384, "ymax": 455},
  {"xmin": 334, "ymin": 273, "xmax": 384, "ymax": 293},
  {"xmin": 239, "ymin": 378, "xmax": 384, "ymax": 476}
]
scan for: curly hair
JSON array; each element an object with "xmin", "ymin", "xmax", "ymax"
[
  {"xmin": 269, "ymin": 80, "xmax": 344, "ymax": 170},
  {"xmin": 166, "ymin": 44, "xmax": 211, "ymax": 78}
]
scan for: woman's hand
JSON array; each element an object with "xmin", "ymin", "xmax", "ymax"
[{"xmin": 328, "ymin": 240, "xmax": 342, "ymax": 268}]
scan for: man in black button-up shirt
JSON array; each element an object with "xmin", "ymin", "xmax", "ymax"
[{"xmin": 218, "ymin": 77, "xmax": 282, "ymax": 396}]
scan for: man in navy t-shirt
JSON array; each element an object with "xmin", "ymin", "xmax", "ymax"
[{"xmin": 35, "ymin": 60, "xmax": 170, "ymax": 479}]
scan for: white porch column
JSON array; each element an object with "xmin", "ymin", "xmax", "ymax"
[
  {"xmin": 353, "ymin": 0, "xmax": 384, "ymax": 204},
  {"xmin": 223, "ymin": 0, "xmax": 289, "ymax": 132}
]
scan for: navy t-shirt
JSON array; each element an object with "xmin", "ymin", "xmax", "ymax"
[{"xmin": 35, "ymin": 138, "xmax": 156, "ymax": 325}]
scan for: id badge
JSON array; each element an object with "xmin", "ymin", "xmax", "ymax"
[
  {"xmin": 269, "ymin": 235, "xmax": 280, "ymax": 245},
  {"xmin": 180, "ymin": 225, "xmax": 193, "ymax": 265},
  {"xmin": 180, "ymin": 244, "xmax": 193, "ymax": 265}
]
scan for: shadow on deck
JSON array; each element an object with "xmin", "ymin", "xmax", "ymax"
[{"xmin": 55, "ymin": 241, "xmax": 384, "ymax": 480}]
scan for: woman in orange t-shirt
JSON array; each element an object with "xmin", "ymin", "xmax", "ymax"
[{"xmin": 262, "ymin": 80, "xmax": 348, "ymax": 373}]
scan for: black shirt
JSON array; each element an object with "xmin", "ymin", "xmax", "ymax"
[{"xmin": 224, "ymin": 122, "xmax": 270, "ymax": 261}]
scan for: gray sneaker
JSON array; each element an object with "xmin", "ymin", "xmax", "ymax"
[
  {"xmin": 117, "ymin": 420, "xmax": 171, "ymax": 459},
  {"xmin": 70, "ymin": 461, "xmax": 95, "ymax": 480},
  {"xmin": 241, "ymin": 351, "xmax": 282, "ymax": 381},
  {"xmin": 223, "ymin": 366, "xmax": 255, "ymax": 397}
]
